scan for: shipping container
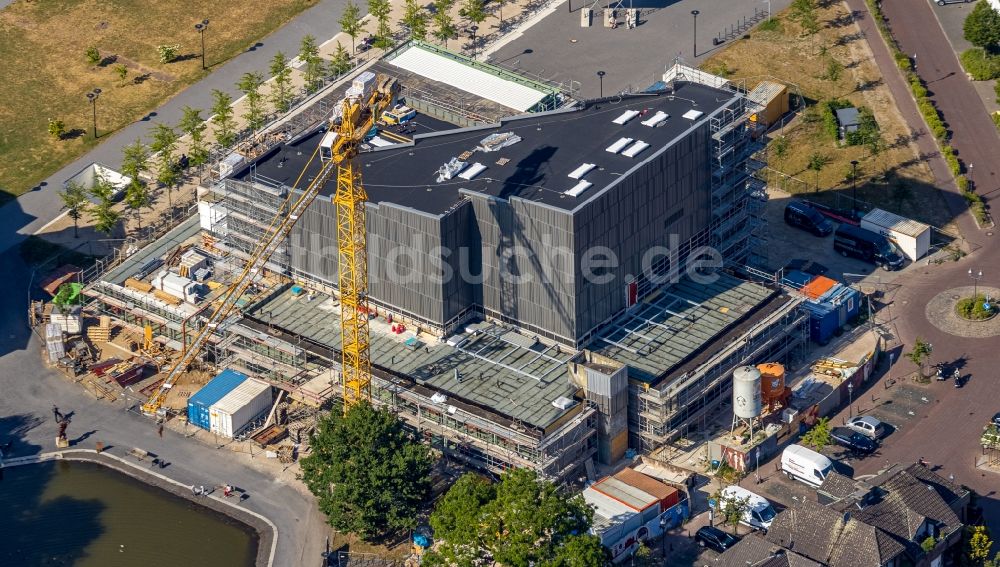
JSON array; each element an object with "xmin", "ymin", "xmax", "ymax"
[
  {"xmin": 802, "ymin": 302, "xmax": 838, "ymax": 345},
  {"xmin": 188, "ymin": 369, "xmax": 248, "ymax": 430},
  {"xmin": 209, "ymin": 378, "xmax": 273, "ymax": 438},
  {"xmin": 860, "ymin": 208, "xmax": 930, "ymax": 261}
]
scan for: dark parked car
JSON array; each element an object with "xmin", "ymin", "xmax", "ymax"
[
  {"xmin": 936, "ymin": 0, "xmax": 973, "ymax": 5},
  {"xmin": 831, "ymin": 427, "xmax": 878, "ymax": 455},
  {"xmin": 991, "ymin": 412, "xmax": 1000, "ymax": 429},
  {"xmin": 695, "ymin": 526, "xmax": 740, "ymax": 553},
  {"xmin": 785, "ymin": 201, "xmax": 835, "ymax": 237}
]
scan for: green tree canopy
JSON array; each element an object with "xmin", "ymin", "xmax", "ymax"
[
  {"xmin": 432, "ymin": 0, "xmax": 457, "ymax": 47},
  {"xmin": 299, "ymin": 35, "xmax": 326, "ymax": 94},
  {"xmin": 210, "ymin": 89, "xmax": 237, "ymax": 148},
  {"xmin": 964, "ymin": 1, "xmax": 1000, "ymax": 51},
  {"xmin": 369, "ymin": 0, "xmax": 394, "ymax": 50},
  {"xmin": 801, "ymin": 416, "xmax": 832, "ymax": 451},
  {"xmin": 58, "ymin": 181, "xmax": 89, "ymax": 238},
  {"xmin": 330, "ymin": 42, "xmax": 352, "ymax": 76},
  {"xmin": 89, "ymin": 176, "xmax": 120, "ymax": 235},
  {"xmin": 269, "ymin": 51, "xmax": 295, "ymax": 114},
  {"xmin": 423, "ymin": 469, "xmax": 607, "ymax": 567},
  {"xmin": 179, "ymin": 106, "xmax": 209, "ymax": 167},
  {"xmin": 237, "ymin": 72, "xmax": 267, "ymax": 136},
  {"xmin": 150, "ymin": 124, "xmax": 179, "ymax": 206},
  {"xmin": 402, "ymin": 0, "xmax": 429, "ymax": 41},
  {"xmin": 459, "ymin": 0, "xmax": 487, "ymax": 25},
  {"xmin": 299, "ymin": 401, "xmax": 434, "ymax": 541},
  {"xmin": 339, "ymin": 0, "xmax": 365, "ymax": 52}
]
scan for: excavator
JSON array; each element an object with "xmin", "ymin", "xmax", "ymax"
[{"xmin": 141, "ymin": 76, "xmax": 396, "ymax": 417}]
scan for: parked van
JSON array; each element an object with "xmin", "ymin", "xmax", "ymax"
[
  {"xmin": 833, "ymin": 224, "xmax": 904, "ymax": 270},
  {"xmin": 719, "ymin": 485, "xmax": 777, "ymax": 530},
  {"xmin": 781, "ymin": 444, "xmax": 834, "ymax": 488},
  {"xmin": 784, "ymin": 201, "xmax": 834, "ymax": 237}
]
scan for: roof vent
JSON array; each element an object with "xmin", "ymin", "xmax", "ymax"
[
  {"xmin": 436, "ymin": 157, "xmax": 466, "ymax": 182},
  {"xmin": 458, "ymin": 162, "xmax": 487, "ymax": 180},
  {"xmin": 565, "ymin": 180, "xmax": 592, "ymax": 197},
  {"xmin": 682, "ymin": 109, "xmax": 704, "ymax": 120},
  {"xmin": 621, "ymin": 140, "xmax": 650, "ymax": 158},
  {"xmin": 431, "ymin": 392, "xmax": 448, "ymax": 404},
  {"xmin": 568, "ymin": 163, "xmax": 597, "ymax": 179},
  {"xmin": 552, "ymin": 396, "xmax": 576, "ymax": 410},
  {"xmin": 478, "ymin": 132, "xmax": 522, "ymax": 152},
  {"xmin": 613, "ymin": 110, "xmax": 640, "ymax": 125},
  {"xmin": 606, "ymin": 137, "xmax": 633, "ymax": 154},
  {"xmin": 641, "ymin": 111, "xmax": 669, "ymax": 127}
]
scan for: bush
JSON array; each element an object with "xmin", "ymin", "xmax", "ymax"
[
  {"xmin": 893, "ymin": 51, "xmax": 912, "ymax": 71},
  {"xmin": 758, "ymin": 17, "xmax": 782, "ymax": 33},
  {"xmin": 47, "ymin": 118, "xmax": 66, "ymax": 140},
  {"xmin": 957, "ymin": 174, "xmax": 970, "ymax": 192},
  {"xmin": 114, "ymin": 64, "xmax": 128, "ymax": 82},
  {"xmin": 941, "ymin": 144, "xmax": 961, "ymax": 176},
  {"xmin": 156, "ymin": 44, "xmax": 180, "ymax": 64},
  {"xmin": 994, "ymin": 80, "xmax": 1000, "ymax": 105},
  {"xmin": 993, "ymin": 111, "xmax": 1000, "ymax": 132},
  {"xmin": 822, "ymin": 99, "xmax": 853, "ymax": 140},
  {"xmin": 85, "ymin": 46, "xmax": 100, "ymax": 65},
  {"xmin": 959, "ymin": 48, "xmax": 1000, "ymax": 81},
  {"xmin": 956, "ymin": 295, "xmax": 997, "ymax": 320}
]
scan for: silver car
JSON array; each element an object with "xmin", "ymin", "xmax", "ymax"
[{"xmin": 846, "ymin": 415, "xmax": 885, "ymax": 439}]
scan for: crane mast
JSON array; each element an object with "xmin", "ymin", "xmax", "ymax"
[{"xmin": 142, "ymin": 77, "xmax": 393, "ymax": 417}]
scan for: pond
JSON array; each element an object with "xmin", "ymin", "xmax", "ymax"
[{"xmin": 0, "ymin": 459, "xmax": 258, "ymax": 567}]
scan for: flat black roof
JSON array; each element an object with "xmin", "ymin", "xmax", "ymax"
[{"xmin": 241, "ymin": 81, "xmax": 736, "ymax": 216}]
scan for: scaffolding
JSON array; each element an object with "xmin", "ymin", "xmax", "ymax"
[
  {"xmin": 213, "ymin": 178, "xmax": 291, "ymax": 274},
  {"xmin": 629, "ymin": 297, "xmax": 808, "ymax": 451}
]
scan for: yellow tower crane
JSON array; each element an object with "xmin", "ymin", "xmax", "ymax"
[{"xmin": 141, "ymin": 77, "xmax": 394, "ymax": 417}]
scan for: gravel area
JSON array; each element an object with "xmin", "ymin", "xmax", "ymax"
[{"xmin": 924, "ymin": 286, "xmax": 1000, "ymax": 338}]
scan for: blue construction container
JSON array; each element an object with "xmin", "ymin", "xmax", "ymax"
[
  {"xmin": 802, "ymin": 301, "xmax": 838, "ymax": 345},
  {"xmin": 781, "ymin": 270, "xmax": 814, "ymax": 290},
  {"xmin": 817, "ymin": 284, "xmax": 862, "ymax": 326},
  {"xmin": 187, "ymin": 369, "xmax": 248, "ymax": 430}
]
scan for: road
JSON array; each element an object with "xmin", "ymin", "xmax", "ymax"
[
  {"xmin": 0, "ymin": 0, "xmax": 353, "ymax": 255},
  {"xmin": 0, "ymin": 246, "xmax": 329, "ymax": 567}
]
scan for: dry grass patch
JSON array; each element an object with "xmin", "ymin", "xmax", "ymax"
[
  {"xmin": 0, "ymin": 0, "xmax": 316, "ymax": 202},
  {"xmin": 702, "ymin": 1, "xmax": 953, "ymax": 228}
]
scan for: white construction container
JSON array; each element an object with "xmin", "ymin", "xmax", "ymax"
[
  {"xmin": 158, "ymin": 272, "xmax": 199, "ymax": 303},
  {"xmin": 860, "ymin": 208, "xmax": 930, "ymax": 261},
  {"xmin": 209, "ymin": 378, "xmax": 272, "ymax": 438},
  {"xmin": 50, "ymin": 307, "xmax": 82, "ymax": 335}
]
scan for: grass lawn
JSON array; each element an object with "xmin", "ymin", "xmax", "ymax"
[
  {"xmin": 701, "ymin": 3, "xmax": 953, "ymax": 228},
  {"xmin": 0, "ymin": 0, "xmax": 316, "ymax": 204}
]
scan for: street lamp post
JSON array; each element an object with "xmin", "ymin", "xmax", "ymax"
[
  {"xmin": 969, "ymin": 268, "xmax": 983, "ymax": 300},
  {"xmin": 969, "ymin": 163, "xmax": 974, "ymax": 189},
  {"xmin": 195, "ymin": 19, "xmax": 210, "ymax": 71},
  {"xmin": 597, "ymin": 70, "xmax": 606, "ymax": 98},
  {"xmin": 469, "ymin": 25, "xmax": 479, "ymax": 59},
  {"xmin": 691, "ymin": 10, "xmax": 700, "ymax": 57},
  {"xmin": 847, "ymin": 382, "xmax": 854, "ymax": 417},
  {"xmin": 850, "ymin": 160, "xmax": 859, "ymax": 218},
  {"xmin": 85, "ymin": 88, "xmax": 102, "ymax": 139}
]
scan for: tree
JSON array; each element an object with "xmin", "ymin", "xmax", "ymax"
[
  {"xmin": 807, "ymin": 152, "xmax": 830, "ymax": 191},
  {"xmin": 329, "ymin": 42, "xmax": 352, "ymax": 76},
  {"xmin": 402, "ymin": 0, "xmax": 429, "ymax": 41},
  {"xmin": 237, "ymin": 72, "xmax": 267, "ymax": 137},
  {"xmin": 48, "ymin": 118, "xmax": 66, "ymax": 140},
  {"xmin": 179, "ymin": 106, "xmax": 209, "ymax": 168},
  {"xmin": 801, "ymin": 416, "xmax": 832, "ymax": 451},
  {"xmin": 299, "ymin": 401, "xmax": 433, "ymax": 541},
  {"xmin": 85, "ymin": 46, "xmax": 101, "ymax": 65},
  {"xmin": 269, "ymin": 51, "xmax": 295, "ymax": 114},
  {"xmin": 459, "ymin": 0, "xmax": 487, "ymax": 25},
  {"xmin": 299, "ymin": 35, "xmax": 325, "ymax": 94},
  {"xmin": 632, "ymin": 542, "xmax": 656, "ymax": 567},
  {"xmin": 964, "ymin": 0, "xmax": 1000, "ymax": 52},
  {"xmin": 339, "ymin": 0, "xmax": 365, "ymax": 53},
  {"xmin": 905, "ymin": 337, "xmax": 933, "ymax": 375},
  {"xmin": 433, "ymin": 0, "xmax": 457, "ymax": 47},
  {"xmin": 824, "ymin": 58, "xmax": 843, "ymax": 82},
  {"xmin": 369, "ymin": 0, "xmax": 394, "ymax": 50},
  {"xmin": 423, "ymin": 469, "xmax": 607, "ymax": 567},
  {"xmin": 58, "ymin": 182, "xmax": 89, "ymax": 238},
  {"xmin": 966, "ymin": 525, "xmax": 994, "ymax": 566},
  {"xmin": 771, "ymin": 135, "xmax": 789, "ymax": 187},
  {"xmin": 121, "ymin": 139, "xmax": 151, "ymax": 229},
  {"xmin": 150, "ymin": 124, "xmax": 179, "ymax": 207},
  {"xmin": 791, "ymin": 0, "xmax": 819, "ymax": 35},
  {"xmin": 115, "ymin": 63, "xmax": 128, "ymax": 84},
  {"xmin": 210, "ymin": 89, "xmax": 237, "ymax": 148},
  {"xmin": 89, "ymin": 176, "xmax": 120, "ymax": 235}
]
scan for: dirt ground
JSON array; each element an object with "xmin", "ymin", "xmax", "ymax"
[{"xmin": 701, "ymin": 2, "xmax": 955, "ymax": 229}]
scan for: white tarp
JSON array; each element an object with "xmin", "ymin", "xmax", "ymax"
[{"xmin": 389, "ymin": 45, "xmax": 548, "ymax": 112}]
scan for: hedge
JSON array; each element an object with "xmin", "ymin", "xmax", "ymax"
[{"xmin": 959, "ymin": 48, "xmax": 1000, "ymax": 81}]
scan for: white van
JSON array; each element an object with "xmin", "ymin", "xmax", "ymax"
[
  {"xmin": 781, "ymin": 444, "xmax": 834, "ymax": 488},
  {"xmin": 719, "ymin": 485, "xmax": 777, "ymax": 531}
]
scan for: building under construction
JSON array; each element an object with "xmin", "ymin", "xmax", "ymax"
[{"xmin": 83, "ymin": 57, "xmax": 808, "ymax": 482}]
